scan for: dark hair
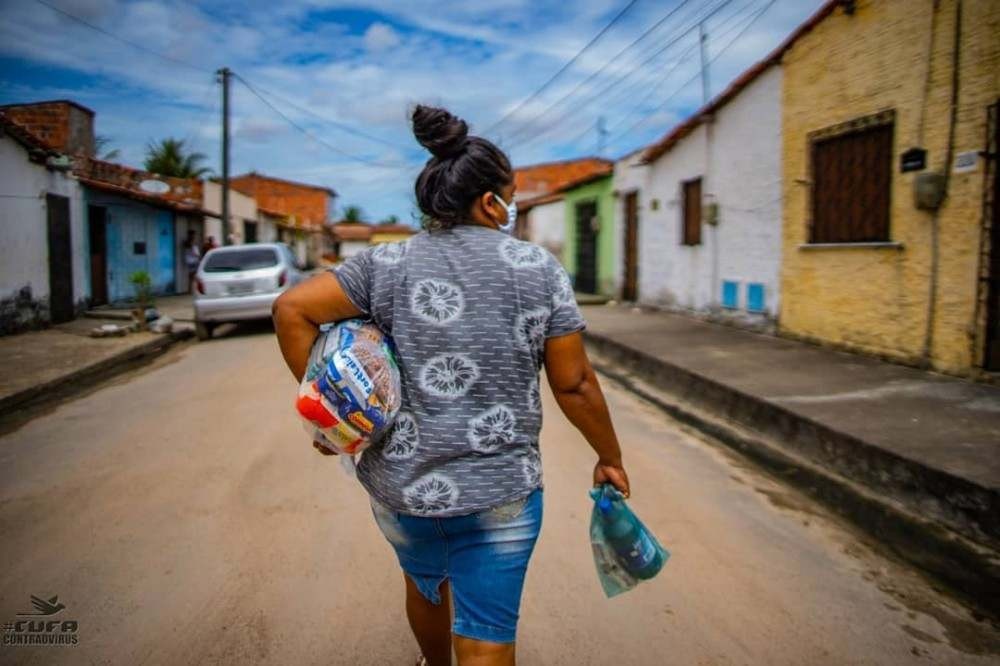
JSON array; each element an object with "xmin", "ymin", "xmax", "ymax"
[{"xmin": 411, "ymin": 105, "xmax": 512, "ymax": 230}]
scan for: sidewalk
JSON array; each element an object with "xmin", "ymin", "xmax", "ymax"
[
  {"xmin": 85, "ymin": 293, "xmax": 195, "ymax": 323},
  {"xmin": 581, "ymin": 304, "xmax": 1000, "ymax": 614},
  {"xmin": 0, "ymin": 316, "xmax": 192, "ymax": 417}
]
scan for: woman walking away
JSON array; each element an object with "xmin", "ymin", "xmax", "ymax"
[{"xmin": 273, "ymin": 104, "xmax": 630, "ymax": 666}]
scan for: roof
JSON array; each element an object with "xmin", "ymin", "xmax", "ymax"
[
  {"xmin": 553, "ymin": 165, "xmax": 614, "ymax": 193},
  {"xmin": 642, "ymin": 0, "xmax": 841, "ymax": 164},
  {"xmin": 329, "ymin": 222, "xmax": 375, "ymax": 242},
  {"xmin": 0, "ymin": 99, "xmax": 96, "ymax": 117},
  {"xmin": 371, "ymin": 223, "xmax": 418, "ymax": 236},
  {"xmin": 231, "ymin": 171, "xmax": 337, "ymax": 197},
  {"xmin": 74, "ymin": 156, "xmax": 207, "ymax": 214},
  {"xmin": 513, "ymin": 157, "xmax": 613, "ymax": 199},
  {"xmin": 0, "ymin": 112, "xmax": 58, "ymax": 161}
]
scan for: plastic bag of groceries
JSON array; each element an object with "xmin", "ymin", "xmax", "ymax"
[
  {"xmin": 589, "ymin": 483, "xmax": 670, "ymax": 598},
  {"xmin": 296, "ymin": 319, "xmax": 402, "ymax": 475}
]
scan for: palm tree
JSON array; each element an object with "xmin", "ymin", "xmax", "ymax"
[
  {"xmin": 379, "ymin": 214, "xmax": 400, "ymax": 225},
  {"xmin": 342, "ymin": 205, "xmax": 365, "ymax": 223},
  {"xmin": 94, "ymin": 134, "xmax": 120, "ymax": 161},
  {"xmin": 143, "ymin": 138, "xmax": 210, "ymax": 178}
]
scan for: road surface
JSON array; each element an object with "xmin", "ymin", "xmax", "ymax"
[{"xmin": 0, "ymin": 322, "xmax": 997, "ymax": 665}]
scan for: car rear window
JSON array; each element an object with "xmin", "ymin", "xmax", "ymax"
[{"xmin": 203, "ymin": 247, "xmax": 279, "ymax": 272}]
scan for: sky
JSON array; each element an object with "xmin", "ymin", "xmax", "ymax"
[{"xmin": 0, "ymin": 0, "xmax": 825, "ymax": 223}]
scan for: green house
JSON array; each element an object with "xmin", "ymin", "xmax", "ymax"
[{"xmin": 561, "ymin": 172, "xmax": 615, "ymax": 296}]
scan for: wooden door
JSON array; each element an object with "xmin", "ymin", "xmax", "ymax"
[
  {"xmin": 575, "ymin": 201, "xmax": 598, "ymax": 294},
  {"xmin": 46, "ymin": 194, "xmax": 74, "ymax": 323},
  {"xmin": 88, "ymin": 205, "xmax": 108, "ymax": 306},
  {"xmin": 622, "ymin": 191, "xmax": 639, "ymax": 301}
]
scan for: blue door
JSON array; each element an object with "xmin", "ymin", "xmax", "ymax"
[{"xmin": 155, "ymin": 211, "xmax": 175, "ymax": 294}]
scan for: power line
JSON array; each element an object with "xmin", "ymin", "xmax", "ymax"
[
  {"xmin": 498, "ymin": 0, "xmax": 703, "ymax": 144},
  {"xmin": 239, "ymin": 78, "xmax": 412, "ymax": 152},
  {"xmin": 481, "ymin": 0, "xmax": 642, "ymax": 135},
  {"xmin": 233, "ymin": 73, "xmax": 411, "ymax": 170},
  {"xmin": 505, "ymin": 0, "xmax": 733, "ymax": 150},
  {"xmin": 605, "ymin": 0, "xmax": 780, "ymax": 152},
  {"xmin": 598, "ymin": 0, "xmax": 763, "ymax": 139},
  {"xmin": 32, "ymin": 0, "xmax": 211, "ymax": 74}
]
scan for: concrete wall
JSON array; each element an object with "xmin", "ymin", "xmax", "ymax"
[
  {"xmin": 203, "ymin": 181, "xmax": 257, "ymax": 245},
  {"xmin": 0, "ymin": 136, "xmax": 87, "ymax": 331},
  {"xmin": 779, "ymin": 0, "xmax": 1000, "ymax": 374},
  {"xmin": 642, "ymin": 65, "xmax": 783, "ymax": 326},
  {"xmin": 562, "ymin": 175, "xmax": 616, "ymax": 295},
  {"xmin": 526, "ymin": 199, "xmax": 566, "ymax": 260},
  {"xmin": 611, "ymin": 149, "xmax": 650, "ymax": 299}
]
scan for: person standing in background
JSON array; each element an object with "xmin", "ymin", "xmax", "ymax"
[{"xmin": 182, "ymin": 229, "xmax": 201, "ymax": 294}]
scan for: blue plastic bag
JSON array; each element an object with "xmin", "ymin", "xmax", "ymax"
[{"xmin": 589, "ymin": 483, "xmax": 670, "ymax": 598}]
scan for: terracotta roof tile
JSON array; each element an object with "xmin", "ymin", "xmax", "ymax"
[{"xmin": 513, "ymin": 157, "xmax": 613, "ymax": 200}]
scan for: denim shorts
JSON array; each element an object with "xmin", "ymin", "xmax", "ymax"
[{"xmin": 369, "ymin": 487, "xmax": 544, "ymax": 644}]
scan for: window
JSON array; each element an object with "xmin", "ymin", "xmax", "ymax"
[
  {"xmin": 681, "ymin": 177, "xmax": 702, "ymax": 246},
  {"xmin": 746, "ymin": 283, "xmax": 766, "ymax": 313},
  {"xmin": 810, "ymin": 114, "xmax": 893, "ymax": 243},
  {"xmin": 203, "ymin": 247, "xmax": 278, "ymax": 272}
]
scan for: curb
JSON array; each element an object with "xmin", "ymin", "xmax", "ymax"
[
  {"xmin": 0, "ymin": 329, "xmax": 194, "ymax": 419},
  {"xmin": 583, "ymin": 330, "xmax": 1000, "ymax": 619}
]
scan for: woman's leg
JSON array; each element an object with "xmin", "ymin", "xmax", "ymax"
[
  {"xmin": 404, "ymin": 573, "xmax": 453, "ymax": 666},
  {"xmin": 452, "ymin": 635, "xmax": 515, "ymax": 666}
]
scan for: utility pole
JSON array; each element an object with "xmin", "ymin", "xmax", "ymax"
[
  {"xmin": 698, "ymin": 22, "xmax": 710, "ymax": 105},
  {"xmin": 596, "ymin": 116, "xmax": 608, "ymax": 156},
  {"xmin": 217, "ymin": 67, "xmax": 231, "ymax": 246}
]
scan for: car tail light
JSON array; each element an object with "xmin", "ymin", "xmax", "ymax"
[
  {"xmin": 278, "ymin": 270, "xmax": 287, "ymax": 287},
  {"xmin": 195, "ymin": 277, "xmax": 205, "ymax": 294}
]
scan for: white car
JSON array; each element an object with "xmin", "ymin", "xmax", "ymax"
[{"xmin": 193, "ymin": 242, "xmax": 305, "ymax": 340}]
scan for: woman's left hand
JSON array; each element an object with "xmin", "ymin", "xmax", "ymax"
[{"xmin": 313, "ymin": 440, "xmax": 339, "ymax": 456}]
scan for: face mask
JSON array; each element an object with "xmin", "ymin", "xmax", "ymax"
[{"xmin": 492, "ymin": 193, "xmax": 517, "ymax": 235}]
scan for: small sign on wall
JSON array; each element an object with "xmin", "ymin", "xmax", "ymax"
[
  {"xmin": 900, "ymin": 147, "xmax": 926, "ymax": 172},
  {"xmin": 953, "ymin": 151, "xmax": 978, "ymax": 173}
]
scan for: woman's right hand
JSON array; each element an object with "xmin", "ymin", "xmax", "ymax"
[{"xmin": 594, "ymin": 460, "xmax": 630, "ymax": 498}]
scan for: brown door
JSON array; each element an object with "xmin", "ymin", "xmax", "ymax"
[
  {"xmin": 682, "ymin": 177, "xmax": 702, "ymax": 245},
  {"xmin": 46, "ymin": 194, "xmax": 74, "ymax": 323},
  {"xmin": 88, "ymin": 205, "xmax": 108, "ymax": 306},
  {"xmin": 575, "ymin": 201, "xmax": 598, "ymax": 294},
  {"xmin": 984, "ymin": 101, "xmax": 1000, "ymax": 370},
  {"xmin": 622, "ymin": 191, "xmax": 639, "ymax": 301}
]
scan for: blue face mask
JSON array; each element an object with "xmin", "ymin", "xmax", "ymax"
[{"xmin": 492, "ymin": 193, "xmax": 518, "ymax": 235}]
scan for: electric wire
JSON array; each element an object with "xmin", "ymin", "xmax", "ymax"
[
  {"xmin": 605, "ymin": 0, "xmax": 780, "ymax": 153},
  {"xmin": 481, "ymin": 0, "xmax": 643, "ymax": 135},
  {"xmin": 233, "ymin": 73, "xmax": 411, "ymax": 170},
  {"xmin": 32, "ymin": 0, "xmax": 211, "ymax": 74},
  {"xmin": 493, "ymin": 0, "xmax": 698, "ymax": 141},
  {"xmin": 505, "ymin": 0, "xmax": 736, "ymax": 151}
]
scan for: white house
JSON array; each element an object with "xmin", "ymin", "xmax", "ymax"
[
  {"xmin": 202, "ymin": 180, "xmax": 262, "ymax": 246},
  {"xmin": 639, "ymin": 57, "xmax": 783, "ymax": 329},
  {"xmin": 0, "ymin": 113, "xmax": 87, "ymax": 332}
]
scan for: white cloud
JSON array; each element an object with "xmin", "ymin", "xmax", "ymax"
[
  {"xmin": 0, "ymin": 0, "xmax": 828, "ymax": 220},
  {"xmin": 363, "ymin": 22, "xmax": 400, "ymax": 51}
]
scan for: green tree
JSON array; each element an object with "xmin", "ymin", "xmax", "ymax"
[
  {"xmin": 342, "ymin": 205, "xmax": 365, "ymax": 223},
  {"xmin": 94, "ymin": 134, "xmax": 120, "ymax": 161},
  {"xmin": 143, "ymin": 138, "xmax": 210, "ymax": 178},
  {"xmin": 379, "ymin": 214, "xmax": 400, "ymax": 225}
]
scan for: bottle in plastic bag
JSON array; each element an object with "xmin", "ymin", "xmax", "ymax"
[{"xmin": 589, "ymin": 483, "xmax": 669, "ymax": 597}]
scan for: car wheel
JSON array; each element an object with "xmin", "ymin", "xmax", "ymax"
[{"xmin": 195, "ymin": 321, "xmax": 215, "ymax": 341}]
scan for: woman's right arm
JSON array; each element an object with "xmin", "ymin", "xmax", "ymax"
[
  {"xmin": 543, "ymin": 331, "xmax": 631, "ymax": 498},
  {"xmin": 272, "ymin": 272, "xmax": 363, "ymax": 382}
]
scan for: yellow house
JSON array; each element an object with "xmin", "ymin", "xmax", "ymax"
[{"xmin": 778, "ymin": 0, "xmax": 999, "ymax": 377}]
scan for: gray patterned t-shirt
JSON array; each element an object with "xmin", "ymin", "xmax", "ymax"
[{"xmin": 330, "ymin": 223, "xmax": 586, "ymax": 517}]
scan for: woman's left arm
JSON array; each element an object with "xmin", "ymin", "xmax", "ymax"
[{"xmin": 272, "ymin": 272, "xmax": 363, "ymax": 382}]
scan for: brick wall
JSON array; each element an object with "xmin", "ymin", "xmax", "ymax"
[
  {"xmin": 779, "ymin": 0, "xmax": 1000, "ymax": 375},
  {"xmin": 2, "ymin": 101, "xmax": 95, "ymax": 156},
  {"xmin": 229, "ymin": 173, "xmax": 331, "ymax": 229}
]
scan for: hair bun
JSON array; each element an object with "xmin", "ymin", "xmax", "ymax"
[{"xmin": 412, "ymin": 104, "xmax": 469, "ymax": 159}]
